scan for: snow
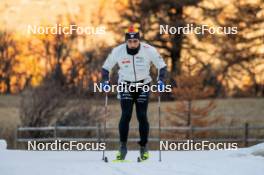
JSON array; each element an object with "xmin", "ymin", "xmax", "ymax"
[
  {"xmin": 249, "ymin": 143, "xmax": 264, "ymax": 157},
  {"xmin": 0, "ymin": 139, "xmax": 7, "ymax": 150},
  {"xmin": 0, "ymin": 140, "xmax": 264, "ymax": 175}
]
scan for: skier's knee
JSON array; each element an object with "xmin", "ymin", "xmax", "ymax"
[
  {"xmin": 120, "ymin": 113, "xmax": 132, "ymax": 124},
  {"xmin": 138, "ymin": 116, "xmax": 149, "ymax": 125}
]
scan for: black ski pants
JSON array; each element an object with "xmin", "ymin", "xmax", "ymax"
[{"xmin": 119, "ymin": 84, "xmax": 150, "ymax": 147}]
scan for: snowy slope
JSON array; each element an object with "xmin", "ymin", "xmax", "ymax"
[{"xmin": 0, "ymin": 140, "xmax": 264, "ymax": 175}]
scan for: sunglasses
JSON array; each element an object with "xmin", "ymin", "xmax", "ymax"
[{"xmin": 127, "ymin": 39, "xmax": 139, "ymax": 43}]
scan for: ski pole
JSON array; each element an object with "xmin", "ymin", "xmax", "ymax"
[
  {"xmin": 158, "ymin": 93, "xmax": 162, "ymax": 162},
  {"xmin": 102, "ymin": 92, "xmax": 108, "ymax": 162}
]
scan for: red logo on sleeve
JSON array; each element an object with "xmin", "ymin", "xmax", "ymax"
[
  {"xmin": 122, "ymin": 59, "xmax": 131, "ymax": 64},
  {"xmin": 143, "ymin": 45, "xmax": 149, "ymax": 48}
]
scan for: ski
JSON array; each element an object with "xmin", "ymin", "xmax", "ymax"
[
  {"xmin": 103, "ymin": 156, "xmax": 131, "ymax": 163},
  {"xmin": 103, "ymin": 156, "xmax": 148, "ymax": 163},
  {"xmin": 112, "ymin": 159, "xmax": 131, "ymax": 163}
]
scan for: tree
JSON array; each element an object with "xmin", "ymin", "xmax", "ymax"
[
  {"xmin": 167, "ymin": 56, "xmax": 219, "ymax": 138},
  {"xmin": 110, "ymin": 0, "xmax": 200, "ymax": 74},
  {"xmin": 20, "ymin": 78, "xmax": 66, "ymax": 128},
  {"xmin": 0, "ymin": 31, "xmax": 19, "ymax": 94},
  {"xmin": 37, "ymin": 17, "xmax": 79, "ymax": 86},
  {"xmin": 217, "ymin": 1, "xmax": 264, "ymax": 96},
  {"xmin": 183, "ymin": 0, "xmax": 264, "ymax": 96}
]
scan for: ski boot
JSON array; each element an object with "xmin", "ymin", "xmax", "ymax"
[
  {"xmin": 138, "ymin": 146, "xmax": 149, "ymax": 162},
  {"xmin": 116, "ymin": 142, "xmax": 127, "ymax": 160}
]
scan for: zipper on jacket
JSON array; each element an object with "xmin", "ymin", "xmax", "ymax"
[{"xmin": 132, "ymin": 55, "xmax": 137, "ymax": 82}]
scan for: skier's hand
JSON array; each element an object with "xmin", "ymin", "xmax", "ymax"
[
  {"xmin": 101, "ymin": 81, "xmax": 110, "ymax": 92},
  {"xmin": 157, "ymin": 80, "xmax": 165, "ymax": 92}
]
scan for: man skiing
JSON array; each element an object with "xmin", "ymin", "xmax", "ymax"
[{"xmin": 101, "ymin": 25, "xmax": 167, "ymax": 161}]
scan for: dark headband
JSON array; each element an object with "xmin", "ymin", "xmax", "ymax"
[{"xmin": 125, "ymin": 32, "xmax": 140, "ymax": 40}]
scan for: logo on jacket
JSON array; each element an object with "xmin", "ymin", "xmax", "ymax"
[
  {"xmin": 143, "ymin": 45, "xmax": 149, "ymax": 48},
  {"xmin": 135, "ymin": 56, "xmax": 144, "ymax": 62}
]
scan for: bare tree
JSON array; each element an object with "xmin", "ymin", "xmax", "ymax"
[
  {"xmin": 167, "ymin": 57, "xmax": 220, "ymax": 138},
  {"xmin": 0, "ymin": 31, "xmax": 19, "ymax": 94},
  {"xmin": 20, "ymin": 78, "xmax": 66, "ymax": 127}
]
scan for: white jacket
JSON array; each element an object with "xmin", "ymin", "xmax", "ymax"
[{"xmin": 102, "ymin": 42, "xmax": 166, "ymax": 84}]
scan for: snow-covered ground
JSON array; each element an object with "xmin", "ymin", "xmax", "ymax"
[{"xmin": 0, "ymin": 140, "xmax": 264, "ymax": 175}]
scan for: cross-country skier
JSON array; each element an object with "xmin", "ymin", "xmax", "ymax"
[{"xmin": 101, "ymin": 25, "xmax": 167, "ymax": 161}]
